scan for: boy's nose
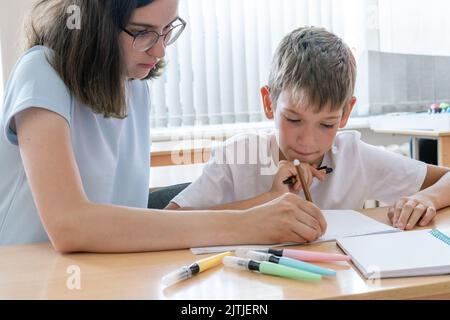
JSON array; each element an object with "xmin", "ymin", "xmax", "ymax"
[{"xmin": 296, "ymin": 127, "xmax": 316, "ymax": 146}]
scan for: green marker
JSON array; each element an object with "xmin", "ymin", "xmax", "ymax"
[{"xmin": 223, "ymin": 256, "xmax": 321, "ymax": 281}]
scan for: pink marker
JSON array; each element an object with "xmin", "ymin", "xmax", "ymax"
[{"xmin": 258, "ymin": 248, "xmax": 351, "ymax": 262}]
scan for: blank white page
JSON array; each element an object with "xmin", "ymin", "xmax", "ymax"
[{"xmin": 318, "ymin": 210, "xmax": 399, "ymax": 242}]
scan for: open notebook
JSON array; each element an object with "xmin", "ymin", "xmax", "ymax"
[
  {"xmin": 336, "ymin": 228, "xmax": 450, "ymax": 278},
  {"xmin": 191, "ymin": 210, "xmax": 400, "ymax": 254}
]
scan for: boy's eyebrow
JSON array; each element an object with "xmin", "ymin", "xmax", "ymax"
[
  {"xmin": 284, "ymin": 108, "xmax": 302, "ymax": 115},
  {"xmin": 322, "ymin": 115, "xmax": 341, "ymax": 120},
  {"xmin": 284, "ymin": 108, "xmax": 341, "ymax": 120}
]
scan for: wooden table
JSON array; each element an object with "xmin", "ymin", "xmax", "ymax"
[
  {"xmin": 1, "ymin": 207, "xmax": 449, "ymax": 300},
  {"xmin": 372, "ymin": 129, "xmax": 450, "ymax": 168},
  {"xmin": 151, "ymin": 140, "xmax": 214, "ymax": 167}
]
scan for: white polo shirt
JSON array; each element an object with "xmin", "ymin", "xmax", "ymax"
[{"xmin": 172, "ymin": 130, "xmax": 428, "ymax": 210}]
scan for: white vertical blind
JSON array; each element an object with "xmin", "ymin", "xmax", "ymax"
[
  {"xmin": 256, "ymin": 2, "xmax": 272, "ymax": 88},
  {"xmin": 187, "ymin": 0, "xmax": 208, "ymax": 125},
  {"xmin": 0, "ymin": 0, "xmax": 450, "ymax": 127},
  {"xmin": 166, "ymin": 43, "xmax": 182, "ymax": 127},
  {"xmin": 0, "ymin": 1, "xmax": 448, "ymax": 123},
  {"xmin": 216, "ymin": 0, "xmax": 235, "ymax": 124},
  {"xmin": 0, "ymin": 0, "xmax": 375, "ymax": 125},
  {"xmin": 243, "ymin": 0, "xmax": 261, "ymax": 122},
  {"xmin": 151, "ymin": 0, "xmax": 376, "ymax": 128},
  {"xmin": 177, "ymin": 0, "xmax": 195, "ymax": 126},
  {"xmin": 203, "ymin": 0, "xmax": 222, "ymax": 125},
  {"xmin": 229, "ymin": 0, "xmax": 249, "ymax": 123},
  {"xmin": 151, "ymin": 67, "xmax": 167, "ymax": 127}
]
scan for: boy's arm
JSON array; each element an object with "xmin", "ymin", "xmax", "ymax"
[
  {"xmin": 166, "ymin": 160, "xmax": 325, "ymax": 210},
  {"xmin": 417, "ymin": 165, "xmax": 450, "ymax": 210},
  {"xmin": 390, "ymin": 165, "xmax": 450, "ymax": 229}
]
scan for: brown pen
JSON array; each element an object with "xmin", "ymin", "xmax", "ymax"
[{"xmin": 293, "ymin": 159, "xmax": 313, "ymax": 203}]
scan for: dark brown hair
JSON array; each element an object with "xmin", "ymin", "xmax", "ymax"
[
  {"xmin": 25, "ymin": 0, "xmax": 164, "ymax": 118},
  {"xmin": 268, "ymin": 26, "xmax": 357, "ymax": 112}
]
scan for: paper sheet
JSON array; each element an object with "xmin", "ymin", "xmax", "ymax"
[
  {"xmin": 336, "ymin": 228, "xmax": 450, "ymax": 278},
  {"xmin": 191, "ymin": 210, "xmax": 400, "ymax": 254}
]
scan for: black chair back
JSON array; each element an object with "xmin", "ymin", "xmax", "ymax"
[{"xmin": 147, "ymin": 183, "xmax": 191, "ymax": 209}]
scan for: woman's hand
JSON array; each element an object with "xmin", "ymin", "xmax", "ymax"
[
  {"xmin": 246, "ymin": 193, "xmax": 327, "ymax": 244},
  {"xmin": 270, "ymin": 160, "xmax": 326, "ymax": 197},
  {"xmin": 388, "ymin": 194, "xmax": 437, "ymax": 230}
]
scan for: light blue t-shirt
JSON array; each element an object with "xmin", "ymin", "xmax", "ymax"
[{"xmin": 0, "ymin": 46, "xmax": 152, "ymax": 245}]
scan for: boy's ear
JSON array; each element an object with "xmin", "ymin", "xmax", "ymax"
[
  {"xmin": 261, "ymin": 86, "xmax": 274, "ymax": 119},
  {"xmin": 339, "ymin": 97, "xmax": 357, "ymax": 128}
]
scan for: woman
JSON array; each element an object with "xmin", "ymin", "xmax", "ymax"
[{"xmin": 0, "ymin": 0, "xmax": 325, "ymax": 252}]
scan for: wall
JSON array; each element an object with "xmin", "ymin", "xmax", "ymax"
[
  {"xmin": 0, "ymin": 0, "xmax": 34, "ymax": 94},
  {"xmin": 378, "ymin": 0, "xmax": 450, "ymax": 56}
]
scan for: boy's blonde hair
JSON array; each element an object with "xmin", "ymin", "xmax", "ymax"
[{"xmin": 268, "ymin": 26, "xmax": 356, "ymax": 111}]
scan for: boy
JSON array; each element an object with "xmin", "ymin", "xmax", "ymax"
[{"xmin": 167, "ymin": 27, "xmax": 450, "ymax": 237}]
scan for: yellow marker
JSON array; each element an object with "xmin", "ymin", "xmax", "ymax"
[{"xmin": 162, "ymin": 251, "xmax": 232, "ymax": 286}]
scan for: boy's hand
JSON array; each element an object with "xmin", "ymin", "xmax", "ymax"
[
  {"xmin": 388, "ymin": 195, "xmax": 437, "ymax": 230},
  {"xmin": 270, "ymin": 160, "xmax": 325, "ymax": 196},
  {"xmin": 249, "ymin": 193, "xmax": 327, "ymax": 244}
]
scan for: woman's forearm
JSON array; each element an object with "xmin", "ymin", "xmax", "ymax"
[
  {"xmin": 207, "ymin": 192, "xmax": 280, "ymax": 210},
  {"xmin": 168, "ymin": 191, "xmax": 280, "ymax": 211},
  {"xmin": 52, "ymin": 202, "xmax": 252, "ymax": 253}
]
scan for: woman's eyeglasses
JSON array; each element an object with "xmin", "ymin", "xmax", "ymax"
[{"xmin": 122, "ymin": 17, "xmax": 186, "ymax": 52}]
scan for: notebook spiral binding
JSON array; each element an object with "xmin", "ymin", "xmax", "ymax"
[{"xmin": 430, "ymin": 229, "xmax": 450, "ymax": 245}]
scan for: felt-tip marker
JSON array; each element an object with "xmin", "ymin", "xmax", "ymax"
[
  {"xmin": 223, "ymin": 256, "xmax": 322, "ymax": 281},
  {"xmin": 162, "ymin": 251, "xmax": 232, "ymax": 286},
  {"xmin": 235, "ymin": 249, "xmax": 336, "ymax": 276},
  {"xmin": 256, "ymin": 248, "xmax": 351, "ymax": 262}
]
